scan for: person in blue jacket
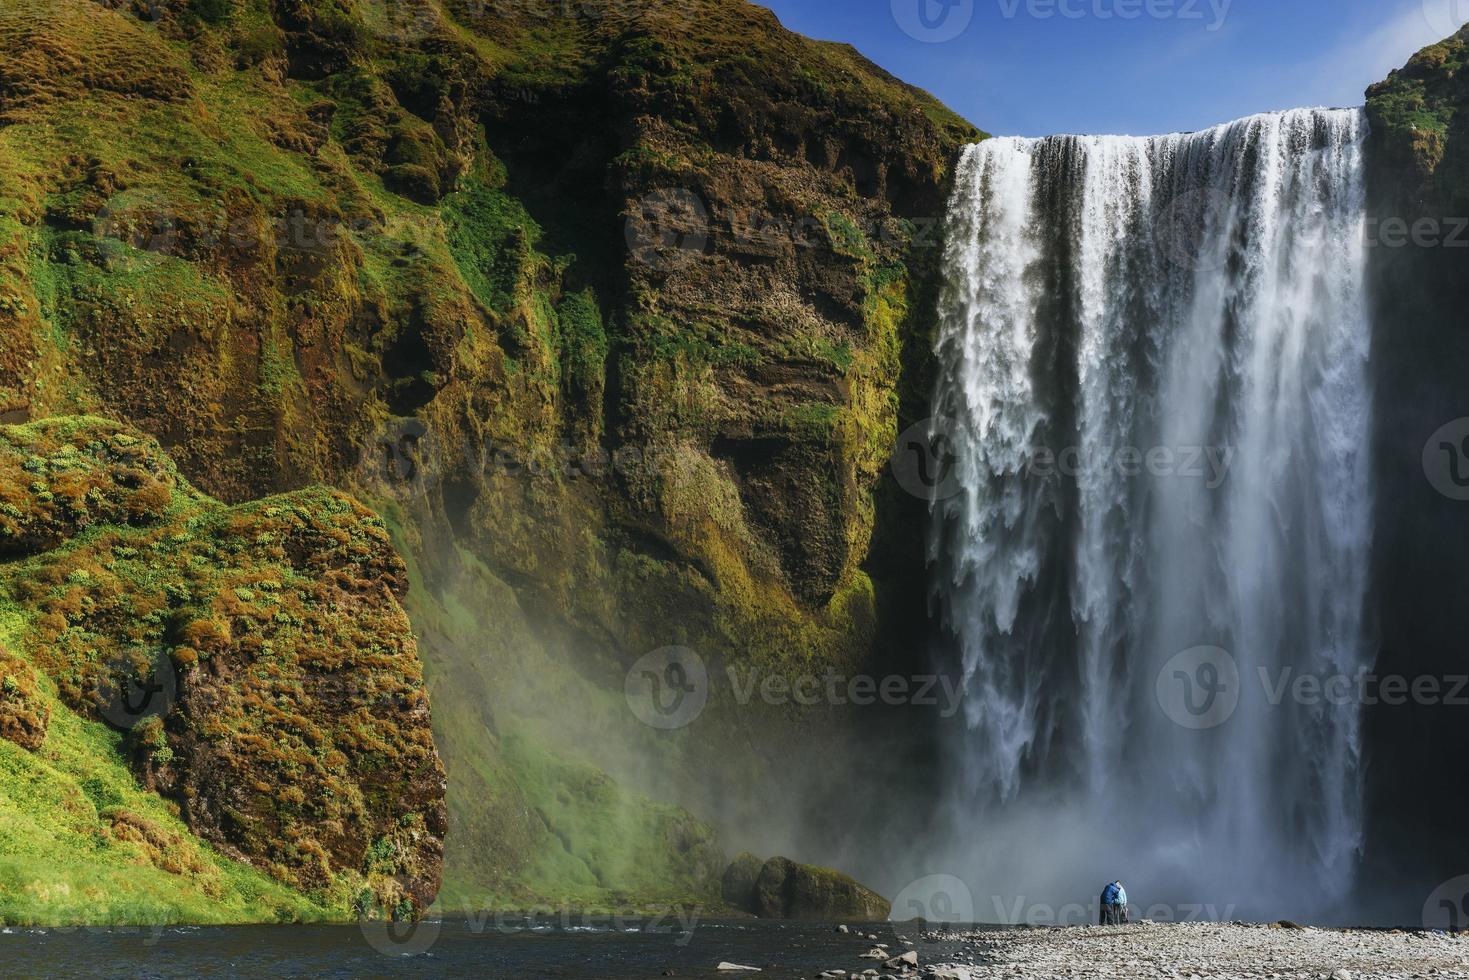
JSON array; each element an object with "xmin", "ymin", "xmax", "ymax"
[{"xmin": 1100, "ymin": 881, "xmax": 1129, "ymax": 925}]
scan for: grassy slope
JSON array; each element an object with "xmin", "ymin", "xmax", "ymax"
[
  {"xmin": 0, "ymin": 614, "xmax": 324, "ymax": 927},
  {"xmin": 377, "ymin": 510, "xmax": 726, "ymax": 914}
]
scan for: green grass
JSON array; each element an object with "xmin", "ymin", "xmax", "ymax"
[
  {"xmin": 442, "ymin": 169, "xmax": 544, "ymax": 315},
  {"xmin": 1367, "ymin": 26, "xmax": 1468, "ymax": 141},
  {"xmin": 493, "ymin": 733, "xmax": 723, "ymax": 911}
]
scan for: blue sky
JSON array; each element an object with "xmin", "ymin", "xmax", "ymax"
[{"xmin": 756, "ymin": 0, "xmax": 1467, "ymax": 136}]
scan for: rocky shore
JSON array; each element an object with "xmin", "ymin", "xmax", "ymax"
[{"xmin": 798, "ymin": 922, "xmax": 1469, "ymax": 980}]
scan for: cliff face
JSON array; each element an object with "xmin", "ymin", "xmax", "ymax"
[
  {"xmin": 0, "ymin": 417, "xmax": 445, "ymax": 922},
  {"xmin": 1363, "ymin": 25, "xmax": 1469, "ymax": 904},
  {"xmin": 0, "ymin": 0, "xmax": 979, "ymax": 912},
  {"xmin": 0, "ymin": 0, "xmax": 975, "ymax": 656}
]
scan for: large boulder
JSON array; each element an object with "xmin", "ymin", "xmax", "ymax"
[
  {"xmin": 722, "ymin": 851, "xmax": 764, "ymax": 911},
  {"xmin": 736, "ymin": 854, "xmax": 890, "ymax": 921}
]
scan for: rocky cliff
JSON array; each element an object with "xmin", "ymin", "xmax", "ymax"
[
  {"xmin": 0, "ymin": 0, "xmax": 978, "ymax": 915},
  {"xmin": 1362, "ymin": 23, "xmax": 1469, "ymax": 909}
]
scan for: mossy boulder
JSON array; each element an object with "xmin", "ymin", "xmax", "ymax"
[{"xmin": 739, "ymin": 855, "xmax": 889, "ymax": 921}]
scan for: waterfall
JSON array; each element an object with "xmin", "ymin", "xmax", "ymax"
[{"xmin": 931, "ymin": 108, "xmax": 1372, "ymax": 920}]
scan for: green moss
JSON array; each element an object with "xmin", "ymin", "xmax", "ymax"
[
  {"xmin": 0, "ymin": 419, "xmax": 444, "ymax": 923},
  {"xmin": 823, "ymin": 210, "xmax": 876, "ymax": 263},
  {"xmin": 638, "ymin": 315, "xmax": 760, "ymax": 369},
  {"xmin": 1366, "ymin": 26, "xmax": 1468, "ymax": 146},
  {"xmin": 189, "ymin": 0, "xmax": 233, "ymax": 25},
  {"xmin": 442, "ymin": 171, "xmax": 538, "ymax": 314}
]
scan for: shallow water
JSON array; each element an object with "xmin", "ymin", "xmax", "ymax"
[{"xmin": 0, "ymin": 918, "xmax": 975, "ymax": 979}]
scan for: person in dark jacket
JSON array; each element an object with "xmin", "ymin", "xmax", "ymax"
[{"xmin": 1099, "ymin": 881, "xmax": 1129, "ymax": 925}]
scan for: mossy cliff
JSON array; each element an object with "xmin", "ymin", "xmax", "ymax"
[
  {"xmin": 0, "ymin": 0, "xmax": 979, "ymax": 915},
  {"xmin": 0, "ymin": 0, "xmax": 976, "ymax": 655},
  {"xmin": 0, "ymin": 417, "xmax": 444, "ymax": 924},
  {"xmin": 1362, "ymin": 24, "xmax": 1469, "ymax": 899}
]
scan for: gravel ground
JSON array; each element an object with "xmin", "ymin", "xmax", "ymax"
[{"xmin": 809, "ymin": 923, "xmax": 1469, "ymax": 980}]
